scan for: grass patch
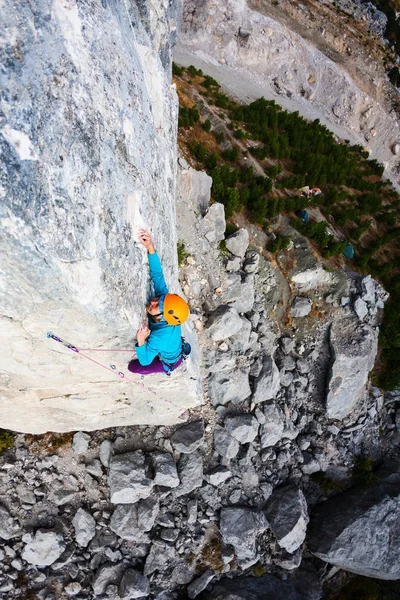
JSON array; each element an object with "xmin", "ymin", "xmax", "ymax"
[
  {"xmin": 350, "ymin": 455, "xmax": 379, "ymax": 486},
  {"xmin": 25, "ymin": 432, "xmax": 74, "ymax": 454},
  {"xmin": 0, "ymin": 430, "xmax": 14, "ymax": 453},
  {"xmin": 177, "ymin": 240, "xmax": 190, "ymax": 266}
]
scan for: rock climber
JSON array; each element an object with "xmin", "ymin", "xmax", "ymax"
[{"xmin": 127, "ymin": 229, "xmax": 190, "ymax": 375}]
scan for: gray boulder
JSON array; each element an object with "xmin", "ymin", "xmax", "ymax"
[
  {"xmin": 204, "ymin": 202, "xmax": 226, "ymax": 243},
  {"xmin": 110, "ymin": 497, "xmax": 158, "ymax": 541},
  {"xmin": 144, "ymin": 541, "xmax": 176, "ymax": 576},
  {"xmin": 225, "ymin": 228, "xmax": 249, "ymax": 258},
  {"xmin": 99, "ymin": 440, "xmax": 112, "ymax": 467},
  {"xmin": 110, "ymin": 505, "xmax": 148, "ymax": 542},
  {"xmin": 222, "ymin": 273, "xmax": 255, "ymax": 314},
  {"xmin": 291, "ymin": 297, "xmax": 312, "ymax": 317},
  {"xmin": 308, "ymin": 463, "xmax": 400, "ymax": 580},
  {"xmin": 226, "ymin": 256, "xmax": 241, "ymax": 272},
  {"xmin": 224, "ymin": 414, "xmax": 259, "ymax": 444},
  {"xmin": 213, "ymin": 426, "xmax": 240, "ymax": 460},
  {"xmin": 137, "ymin": 497, "xmax": 160, "ymax": 531},
  {"xmin": 175, "ymin": 451, "xmax": 203, "ymax": 497},
  {"xmin": 119, "ymin": 569, "xmax": 149, "ymax": 599},
  {"xmin": 72, "ymin": 431, "xmax": 90, "ymax": 455},
  {"xmin": 243, "ymin": 250, "xmax": 260, "ymax": 273},
  {"xmin": 326, "ymin": 317, "xmax": 378, "ymax": 419},
  {"xmin": 72, "ymin": 508, "xmax": 96, "ymax": 547},
  {"xmin": 48, "ymin": 487, "xmax": 78, "ymax": 506},
  {"xmin": 0, "ymin": 505, "xmax": 21, "ymax": 540},
  {"xmin": 259, "ymin": 403, "xmax": 285, "ymax": 447},
  {"xmin": 152, "ymin": 452, "xmax": 179, "ymax": 488},
  {"xmin": 252, "ymin": 355, "xmax": 280, "ymax": 404},
  {"xmin": 206, "ymin": 467, "xmax": 232, "ymax": 486},
  {"xmin": 220, "ymin": 507, "xmax": 267, "ymax": 564},
  {"xmin": 188, "ymin": 569, "xmax": 215, "ymax": 599},
  {"xmin": 171, "ymin": 421, "xmax": 204, "ymax": 453},
  {"xmin": 354, "ymin": 297, "xmax": 368, "ymax": 320},
  {"xmin": 359, "ymin": 274, "xmax": 377, "ymax": 304},
  {"xmin": 206, "ymin": 305, "xmax": 244, "ymax": 341},
  {"xmin": 265, "ymin": 485, "xmax": 309, "ymax": 553},
  {"xmin": 93, "ymin": 563, "xmax": 125, "ymax": 596},
  {"xmin": 22, "ymin": 530, "xmax": 66, "ymax": 566},
  {"xmin": 108, "ymin": 451, "xmax": 154, "ymax": 504},
  {"xmin": 207, "ymin": 369, "xmax": 251, "ymax": 406}
]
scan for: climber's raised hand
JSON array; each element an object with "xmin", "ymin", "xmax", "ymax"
[{"xmin": 138, "ymin": 229, "xmax": 155, "ymax": 254}]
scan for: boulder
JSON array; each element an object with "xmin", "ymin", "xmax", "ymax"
[
  {"xmin": 188, "ymin": 569, "xmax": 215, "ymax": 599},
  {"xmin": 119, "ymin": 569, "xmax": 150, "ymax": 599},
  {"xmin": 222, "ymin": 274, "xmax": 255, "ymax": 314},
  {"xmin": 0, "ymin": 505, "xmax": 21, "ymax": 540},
  {"xmin": 207, "ymin": 369, "xmax": 251, "ymax": 406},
  {"xmin": 110, "ymin": 505, "xmax": 148, "ymax": 543},
  {"xmin": 108, "ymin": 451, "xmax": 154, "ymax": 504},
  {"xmin": 265, "ymin": 485, "xmax": 309, "ymax": 553},
  {"xmin": 203, "ymin": 203, "xmax": 226, "ymax": 243},
  {"xmin": 308, "ymin": 463, "xmax": 400, "ymax": 580},
  {"xmin": 72, "ymin": 431, "xmax": 90, "ymax": 455},
  {"xmin": 206, "ymin": 467, "xmax": 232, "ymax": 486},
  {"xmin": 243, "ymin": 250, "xmax": 260, "ymax": 273},
  {"xmin": 291, "ymin": 297, "xmax": 312, "ymax": 317},
  {"xmin": 359, "ymin": 275, "xmax": 376, "ymax": 304},
  {"xmin": 152, "ymin": 452, "xmax": 179, "ymax": 488},
  {"xmin": 225, "ymin": 228, "xmax": 249, "ymax": 258},
  {"xmin": 175, "ymin": 451, "xmax": 203, "ymax": 497},
  {"xmin": 137, "ymin": 497, "xmax": 160, "ymax": 532},
  {"xmin": 220, "ymin": 507, "xmax": 267, "ymax": 564},
  {"xmin": 213, "ymin": 426, "xmax": 240, "ymax": 460},
  {"xmin": 144, "ymin": 541, "xmax": 176, "ymax": 576},
  {"xmin": 93, "ymin": 563, "xmax": 125, "ymax": 596},
  {"xmin": 280, "ymin": 337, "xmax": 295, "ymax": 354},
  {"xmin": 72, "ymin": 508, "xmax": 96, "ymax": 547},
  {"xmin": 22, "ymin": 530, "xmax": 66, "ymax": 566},
  {"xmin": 326, "ymin": 317, "xmax": 378, "ymax": 419},
  {"xmin": 259, "ymin": 403, "xmax": 285, "ymax": 447},
  {"xmin": 99, "ymin": 440, "xmax": 112, "ymax": 467},
  {"xmin": 171, "ymin": 421, "xmax": 204, "ymax": 453},
  {"xmin": 224, "ymin": 414, "xmax": 259, "ymax": 444},
  {"xmin": 226, "ymin": 256, "xmax": 241, "ymax": 272},
  {"xmin": 252, "ymin": 355, "xmax": 280, "ymax": 403},
  {"xmin": 354, "ymin": 297, "xmax": 368, "ymax": 320},
  {"xmin": 206, "ymin": 305, "xmax": 244, "ymax": 341}
]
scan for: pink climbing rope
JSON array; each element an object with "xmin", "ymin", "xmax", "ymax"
[{"xmin": 46, "ymin": 332, "xmax": 182, "ymax": 410}]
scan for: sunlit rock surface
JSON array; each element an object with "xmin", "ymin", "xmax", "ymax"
[{"xmin": 0, "ymin": 0, "xmax": 200, "ymax": 433}]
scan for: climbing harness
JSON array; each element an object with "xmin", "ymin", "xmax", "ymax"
[
  {"xmin": 46, "ymin": 332, "xmax": 183, "ymax": 409},
  {"xmin": 159, "ymin": 338, "xmax": 192, "ymax": 376}
]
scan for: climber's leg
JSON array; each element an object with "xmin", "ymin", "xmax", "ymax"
[{"xmin": 127, "ymin": 357, "xmax": 165, "ymax": 375}]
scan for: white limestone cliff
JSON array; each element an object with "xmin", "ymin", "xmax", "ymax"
[{"xmin": 0, "ymin": 0, "xmax": 200, "ymax": 433}]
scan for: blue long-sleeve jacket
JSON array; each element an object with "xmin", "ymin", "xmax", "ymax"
[{"xmin": 136, "ymin": 252, "xmax": 182, "ymax": 366}]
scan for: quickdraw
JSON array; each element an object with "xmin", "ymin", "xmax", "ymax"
[{"xmin": 46, "ymin": 332, "xmax": 182, "ymax": 409}]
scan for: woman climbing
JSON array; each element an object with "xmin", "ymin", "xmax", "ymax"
[{"xmin": 128, "ymin": 229, "xmax": 190, "ymax": 375}]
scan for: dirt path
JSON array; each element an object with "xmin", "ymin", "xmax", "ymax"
[{"xmin": 190, "ymin": 87, "xmax": 267, "ymax": 177}]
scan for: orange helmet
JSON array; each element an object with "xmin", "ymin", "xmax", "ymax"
[{"xmin": 162, "ymin": 293, "xmax": 190, "ymax": 325}]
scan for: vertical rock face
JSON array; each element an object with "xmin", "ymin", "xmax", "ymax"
[
  {"xmin": 0, "ymin": 0, "xmax": 200, "ymax": 432},
  {"xmin": 326, "ymin": 316, "xmax": 378, "ymax": 420}
]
